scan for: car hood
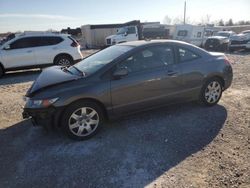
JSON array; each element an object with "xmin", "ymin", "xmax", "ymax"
[
  {"xmin": 26, "ymin": 66, "xmax": 80, "ymax": 97},
  {"xmin": 230, "ymin": 33, "xmax": 250, "ymax": 41},
  {"xmin": 208, "ymin": 36, "xmax": 228, "ymax": 40},
  {"xmin": 106, "ymin": 35, "xmax": 116, "ymax": 40}
]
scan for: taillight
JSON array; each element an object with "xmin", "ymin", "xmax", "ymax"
[
  {"xmin": 68, "ymin": 36, "xmax": 79, "ymax": 47},
  {"xmin": 71, "ymin": 40, "xmax": 79, "ymax": 47}
]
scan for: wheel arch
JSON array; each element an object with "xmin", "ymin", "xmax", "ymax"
[
  {"xmin": 55, "ymin": 97, "xmax": 109, "ymax": 128},
  {"xmin": 0, "ymin": 62, "xmax": 5, "ymax": 75},
  {"xmin": 53, "ymin": 53, "xmax": 73, "ymax": 64},
  {"xmin": 203, "ymin": 75, "xmax": 225, "ymax": 89}
]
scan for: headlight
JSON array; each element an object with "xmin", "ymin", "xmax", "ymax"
[
  {"xmin": 25, "ymin": 97, "xmax": 59, "ymax": 108},
  {"xmin": 220, "ymin": 39, "xmax": 229, "ymax": 44}
]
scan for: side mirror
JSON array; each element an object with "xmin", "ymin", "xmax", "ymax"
[
  {"xmin": 124, "ymin": 32, "xmax": 128, "ymax": 36},
  {"xmin": 113, "ymin": 68, "xmax": 128, "ymax": 79},
  {"xmin": 3, "ymin": 45, "xmax": 10, "ymax": 50}
]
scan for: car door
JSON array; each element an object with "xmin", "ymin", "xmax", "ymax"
[
  {"xmin": 1, "ymin": 37, "xmax": 36, "ymax": 68},
  {"xmin": 176, "ymin": 46, "xmax": 204, "ymax": 99},
  {"xmin": 34, "ymin": 36, "xmax": 63, "ymax": 65},
  {"xmin": 110, "ymin": 45, "xmax": 183, "ymax": 116},
  {"xmin": 126, "ymin": 26, "xmax": 138, "ymax": 41}
]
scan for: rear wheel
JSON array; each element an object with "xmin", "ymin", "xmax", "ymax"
[
  {"xmin": 199, "ymin": 78, "xmax": 223, "ymax": 106},
  {"xmin": 54, "ymin": 55, "xmax": 73, "ymax": 66},
  {"xmin": 61, "ymin": 101, "xmax": 104, "ymax": 140}
]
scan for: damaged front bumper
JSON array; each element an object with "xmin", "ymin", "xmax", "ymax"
[{"xmin": 22, "ymin": 107, "xmax": 62, "ymax": 130}]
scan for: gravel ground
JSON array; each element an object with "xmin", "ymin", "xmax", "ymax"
[{"xmin": 0, "ymin": 50, "xmax": 249, "ymax": 188}]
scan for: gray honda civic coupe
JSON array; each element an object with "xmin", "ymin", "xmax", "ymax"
[{"xmin": 23, "ymin": 40, "xmax": 233, "ymax": 140}]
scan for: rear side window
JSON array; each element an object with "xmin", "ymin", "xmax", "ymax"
[
  {"xmin": 178, "ymin": 30, "xmax": 188, "ymax": 36},
  {"xmin": 36, "ymin": 36, "xmax": 63, "ymax": 46},
  {"xmin": 178, "ymin": 48, "xmax": 199, "ymax": 62}
]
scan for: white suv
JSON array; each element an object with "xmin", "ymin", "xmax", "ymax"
[{"xmin": 0, "ymin": 32, "xmax": 83, "ymax": 77}]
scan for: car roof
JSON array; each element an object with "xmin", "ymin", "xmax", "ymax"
[
  {"xmin": 117, "ymin": 39, "xmax": 192, "ymax": 47},
  {"xmin": 16, "ymin": 32, "xmax": 69, "ymax": 38}
]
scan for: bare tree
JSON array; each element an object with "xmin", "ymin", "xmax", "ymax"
[
  {"xmin": 218, "ymin": 19, "xmax": 224, "ymax": 26},
  {"xmin": 200, "ymin": 14, "xmax": 211, "ymax": 25},
  {"xmin": 163, "ymin": 15, "xmax": 172, "ymax": 25},
  {"xmin": 226, "ymin": 19, "xmax": 233, "ymax": 26}
]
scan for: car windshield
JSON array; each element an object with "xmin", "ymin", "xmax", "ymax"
[
  {"xmin": 117, "ymin": 27, "xmax": 127, "ymax": 35},
  {"xmin": 69, "ymin": 45, "xmax": 133, "ymax": 76},
  {"xmin": 216, "ymin": 32, "xmax": 230, "ymax": 37}
]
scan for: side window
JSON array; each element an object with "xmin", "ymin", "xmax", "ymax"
[
  {"xmin": 46, "ymin": 37, "xmax": 63, "ymax": 45},
  {"xmin": 178, "ymin": 48, "xmax": 199, "ymax": 62},
  {"xmin": 197, "ymin": 32, "xmax": 202, "ymax": 38},
  {"xmin": 117, "ymin": 46, "xmax": 174, "ymax": 73},
  {"xmin": 35, "ymin": 37, "xmax": 64, "ymax": 47},
  {"xmin": 127, "ymin": 27, "xmax": 136, "ymax": 34},
  {"xmin": 178, "ymin": 30, "xmax": 188, "ymax": 36},
  {"xmin": 9, "ymin": 37, "xmax": 35, "ymax": 49}
]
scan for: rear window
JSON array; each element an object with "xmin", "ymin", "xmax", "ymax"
[{"xmin": 178, "ymin": 47, "xmax": 200, "ymax": 62}]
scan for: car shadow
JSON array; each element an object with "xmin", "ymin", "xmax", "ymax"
[
  {"xmin": 0, "ymin": 69, "xmax": 40, "ymax": 85},
  {"xmin": 0, "ymin": 103, "xmax": 227, "ymax": 188}
]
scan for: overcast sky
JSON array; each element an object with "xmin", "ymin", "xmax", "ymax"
[{"xmin": 0, "ymin": 0, "xmax": 250, "ymax": 32}]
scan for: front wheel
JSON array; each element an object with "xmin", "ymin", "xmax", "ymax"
[
  {"xmin": 199, "ymin": 78, "xmax": 223, "ymax": 106},
  {"xmin": 61, "ymin": 101, "xmax": 104, "ymax": 140}
]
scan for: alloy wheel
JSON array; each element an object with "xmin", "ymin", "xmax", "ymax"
[
  {"xmin": 205, "ymin": 81, "xmax": 222, "ymax": 104},
  {"xmin": 68, "ymin": 107, "xmax": 99, "ymax": 137},
  {"xmin": 58, "ymin": 58, "xmax": 71, "ymax": 66}
]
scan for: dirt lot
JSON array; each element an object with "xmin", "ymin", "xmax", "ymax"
[{"xmin": 0, "ymin": 50, "xmax": 249, "ymax": 188}]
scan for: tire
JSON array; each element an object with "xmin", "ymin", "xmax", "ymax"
[
  {"xmin": 229, "ymin": 48, "xmax": 234, "ymax": 53},
  {"xmin": 199, "ymin": 78, "xmax": 223, "ymax": 106},
  {"xmin": 0, "ymin": 65, "xmax": 4, "ymax": 78},
  {"xmin": 54, "ymin": 55, "xmax": 73, "ymax": 67},
  {"xmin": 61, "ymin": 101, "xmax": 104, "ymax": 140},
  {"xmin": 221, "ymin": 43, "xmax": 228, "ymax": 52}
]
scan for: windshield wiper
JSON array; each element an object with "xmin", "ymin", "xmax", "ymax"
[
  {"xmin": 71, "ymin": 65, "xmax": 86, "ymax": 77},
  {"xmin": 62, "ymin": 67, "xmax": 74, "ymax": 74}
]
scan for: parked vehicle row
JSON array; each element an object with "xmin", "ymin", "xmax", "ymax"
[
  {"xmin": 105, "ymin": 20, "xmax": 169, "ymax": 46},
  {"xmin": 0, "ymin": 32, "xmax": 83, "ymax": 77},
  {"xmin": 229, "ymin": 30, "xmax": 250, "ymax": 52},
  {"xmin": 22, "ymin": 40, "xmax": 233, "ymax": 140},
  {"xmin": 204, "ymin": 31, "xmax": 235, "ymax": 52}
]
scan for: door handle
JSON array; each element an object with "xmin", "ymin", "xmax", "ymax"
[
  {"xmin": 26, "ymin": 50, "xmax": 32, "ymax": 53},
  {"xmin": 167, "ymin": 70, "xmax": 178, "ymax": 76}
]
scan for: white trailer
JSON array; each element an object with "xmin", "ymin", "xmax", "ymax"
[{"xmin": 173, "ymin": 24, "xmax": 205, "ymax": 47}]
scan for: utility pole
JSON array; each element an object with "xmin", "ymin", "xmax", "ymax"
[{"xmin": 184, "ymin": 1, "xmax": 186, "ymax": 24}]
